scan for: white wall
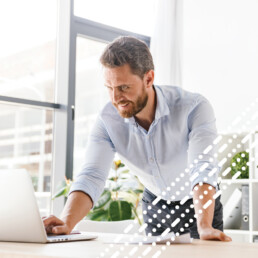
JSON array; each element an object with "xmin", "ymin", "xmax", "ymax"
[{"xmin": 182, "ymin": 0, "xmax": 258, "ymax": 133}]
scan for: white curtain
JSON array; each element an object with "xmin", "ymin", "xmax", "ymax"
[{"xmin": 150, "ymin": 0, "xmax": 183, "ymax": 87}]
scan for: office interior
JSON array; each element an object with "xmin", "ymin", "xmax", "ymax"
[{"xmin": 1, "ymin": 0, "xmax": 258, "ymax": 245}]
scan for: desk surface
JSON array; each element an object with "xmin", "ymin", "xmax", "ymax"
[{"xmin": 0, "ymin": 235, "xmax": 258, "ymax": 258}]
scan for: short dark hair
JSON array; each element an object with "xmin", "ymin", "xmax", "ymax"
[{"xmin": 100, "ymin": 36, "xmax": 154, "ymax": 78}]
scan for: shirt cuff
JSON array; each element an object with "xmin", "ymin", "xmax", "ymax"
[
  {"xmin": 69, "ymin": 175, "xmax": 103, "ymax": 208},
  {"xmin": 190, "ymin": 165, "xmax": 220, "ymax": 191}
]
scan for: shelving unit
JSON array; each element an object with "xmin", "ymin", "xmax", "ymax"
[{"xmin": 216, "ymin": 131, "xmax": 258, "ymax": 243}]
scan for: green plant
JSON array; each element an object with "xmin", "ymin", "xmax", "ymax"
[
  {"xmin": 52, "ymin": 160, "xmax": 144, "ymax": 224},
  {"xmin": 230, "ymin": 151, "xmax": 249, "ymax": 179},
  {"xmin": 52, "ymin": 177, "xmax": 72, "ymax": 198}
]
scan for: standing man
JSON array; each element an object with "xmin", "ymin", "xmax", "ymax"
[{"xmin": 44, "ymin": 36, "xmax": 231, "ymax": 241}]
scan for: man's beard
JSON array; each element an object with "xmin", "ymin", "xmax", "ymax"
[{"xmin": 113, "ymin": 89, "xmax": 148, "ymax": 118}]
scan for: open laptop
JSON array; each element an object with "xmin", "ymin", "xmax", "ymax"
[{"xmin": 0, "ymin": 170, "xmax": 97, "ymax": 243}]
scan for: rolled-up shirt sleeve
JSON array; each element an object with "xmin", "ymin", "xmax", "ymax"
[
  {"xmin": 187, "ymin": 96, "xmax": 220, "ymax": 190},
  {"xmin": 69, "ymin": 115, "xmax": 115, "ymax": 207}
]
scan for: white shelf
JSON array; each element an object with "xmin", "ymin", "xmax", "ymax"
[
  {"xmin": 224, "ymin": 229, "xmax": 250, "ymax": 235},
  {"xmin": 218, "ymin": 131, "xmax": 258, "ymax": 243}
]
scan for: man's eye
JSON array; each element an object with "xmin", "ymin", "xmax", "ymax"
[{"xmin": 121, "ymin": 85, "xmax": 129, "ymax": 91}]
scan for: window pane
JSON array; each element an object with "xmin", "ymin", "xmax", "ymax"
[
  {"xmin": 74, "ymin": 0, "xmax": 155, "ymax": 36},
  {"xmin": 0, "ymin": 0, "xmax": 57, "ymax": 102},
  {"xmin": 0, "ymin": 104, "xmax": 53, "ymax": 216},
  {"xmin": 73, "ymin": 37, "xmax": 108, "ymax": 176}
]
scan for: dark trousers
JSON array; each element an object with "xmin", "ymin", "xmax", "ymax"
[{"xmin": 142, "ymin": 188, "xmax": 223, "ymax": 238}]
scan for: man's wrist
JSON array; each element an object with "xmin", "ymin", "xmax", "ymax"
[{"xmin": 197, "ymin": 220, "xmax": 213, "ymax": 233}]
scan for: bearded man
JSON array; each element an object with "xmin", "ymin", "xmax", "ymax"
[{"xmin": 44, "ymin": 36, "xmax": 231, "ymax": 242}]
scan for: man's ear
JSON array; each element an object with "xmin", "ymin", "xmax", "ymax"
[{"xmin": 144, "ymin": 70, "xmax": 155, "ymax": 88}]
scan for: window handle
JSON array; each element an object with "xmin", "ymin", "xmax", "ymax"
[{"xmin": 71, "ymin": 105, "xmax": 75, "ymax": 121}]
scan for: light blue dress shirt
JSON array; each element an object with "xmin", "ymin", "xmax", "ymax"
[{"xmin": 70, "ymin": 85, "xmax": 220, "ymax": 205}]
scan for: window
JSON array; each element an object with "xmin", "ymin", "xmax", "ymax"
[
  {"xmin": 0, "ymin": 0, "xmax": 151, "ymax": 215},
  {"xmin": 0, "ymin": 0, "xmax": 57, "ymax": 102},
  {"xmin": 74, "ymin": 0, "xmax": 155, "ymax": 36},
  {"xmin": 73, "ymin": 37, "xmax": 108, "ymax": 176},
  {"xmin": 0, "ymin": 0, "xmax": 58, "ymax": 216},
  {"xmin": 66, "ymin": 9, "xmax": 151, "ymax": 181},
  {"xmin": 0, "ymin": 103, "xmax": 53, "ymax": 215}
]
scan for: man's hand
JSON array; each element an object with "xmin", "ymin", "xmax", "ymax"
[
  {"xmin": 42, "ymin": 191, "xmax": 93, "ymax": 235},
  {"xmin": 43, "ymin": 215, "xmax": 72, "ymax": 235},
  {"xmin": 198, "ymin": 226, "xmax": 232, "ymax": 241}
]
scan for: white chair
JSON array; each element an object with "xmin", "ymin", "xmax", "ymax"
[{"xmin": 74, "ymin": 219, "xmax": 143, "ymax": 235}]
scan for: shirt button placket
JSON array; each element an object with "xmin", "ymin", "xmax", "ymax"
[{"xmin": 146, "ymin": 135, "xmax": 158, "ymax": 180}]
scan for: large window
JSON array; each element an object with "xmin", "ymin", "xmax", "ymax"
[
  {"xmin": 0, "ymin": 0, "xmax": 151, "ymax": 216},
  {"xmin": 0, "ymin": 0, "xmax": 58, "ymax": 216}
]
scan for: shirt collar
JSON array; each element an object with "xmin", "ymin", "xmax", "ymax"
[
  {"xmin": 124, "ymin": 85, "xmax": 170, "ymax": 125},
  {"xmin": 124, "ymin": 116, "xmax": 137, "ymax": 125},
  {"xmin": 153, "ymin": 85, "xmax": 170, "ymax": 120}
]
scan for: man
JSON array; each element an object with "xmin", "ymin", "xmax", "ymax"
[{"xmin": 44, "ymin": 36, "xmax": 231, "ymax": 241}]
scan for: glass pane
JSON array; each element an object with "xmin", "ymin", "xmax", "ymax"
[
  {"xmin": 0, "ymin": 0, "xmax": 57, "ymax": 102},
  {"xmin": 0, "ymin": 104, "xmax": 53, "ymax": 216},
  {"xmin": 74, "ymin": 0, "xmax": 155, "ymax": 36},
  {"xmin": 73, "ymin": 37, "xmax": 108, "ymax": 176}
]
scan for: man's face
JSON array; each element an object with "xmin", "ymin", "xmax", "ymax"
[{"xmin": 104, "ymin": 64, "xmax": 148, "ymax": 118}]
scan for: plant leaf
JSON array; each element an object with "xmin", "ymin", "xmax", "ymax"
[
  {"xmin": 125, "ymin": 189, "xmax": 143, "ymax": 195},
  {"xmin": 230, "ymin": 151, "xmax": 249, "ymax": 179},
  {"xmin": 128, "ymin": 189, "xmax": 143, "ymax": 194},
  {"xmin": 120, "ymin": 169, "xmax": 129, "ymax": 174},
  {"xmin": 93, "ymin": 190, "xmax": 112, "ymax": 210},
  {"xmin": 108, "ymin": 177, "xmax": 118, "ymax": 181},
  {"xmin": 111, "ymin": 186, "xmax": 122, "ymax": 192},
  {"xmin": 86, "ymin": 209, "xmax": 109, "ymax": 221},
  {"xmin": 52, "ymin": 186, "xmax": 68, "ymax": 200},
  {"xmin": 108, "ymin": 200, "xmax": 132, "ymax": 221}
]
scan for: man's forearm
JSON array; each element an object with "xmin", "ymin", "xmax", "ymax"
[
  {"xmin": 193, "ymin": 183, "xmax": 215, "ymax": 231},
  {"xmin": 60, "ymin": 191, "xmax": 93, "ymax": 231}
]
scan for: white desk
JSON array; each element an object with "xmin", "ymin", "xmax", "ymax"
[{"xmin": 0, "ymin": 234, "xmax": 258, "ymax": 258}]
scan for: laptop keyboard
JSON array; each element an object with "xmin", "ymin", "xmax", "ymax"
[{"xmin": 47, "ymin": 233, "xmax": 97, "ymax": 242}]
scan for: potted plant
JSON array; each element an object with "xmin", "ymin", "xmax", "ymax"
[
  {"xmin": 53, "ymin": 160, "xmax": 144, "ymax": 225},
  {"xmin": 230, "ymin": 151, "xmax": 249, "ymax": 179}
]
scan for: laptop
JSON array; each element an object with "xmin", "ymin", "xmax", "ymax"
[{"xmin": 0, "ymin": 170, "xmax": 97, "ymax": 243}]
